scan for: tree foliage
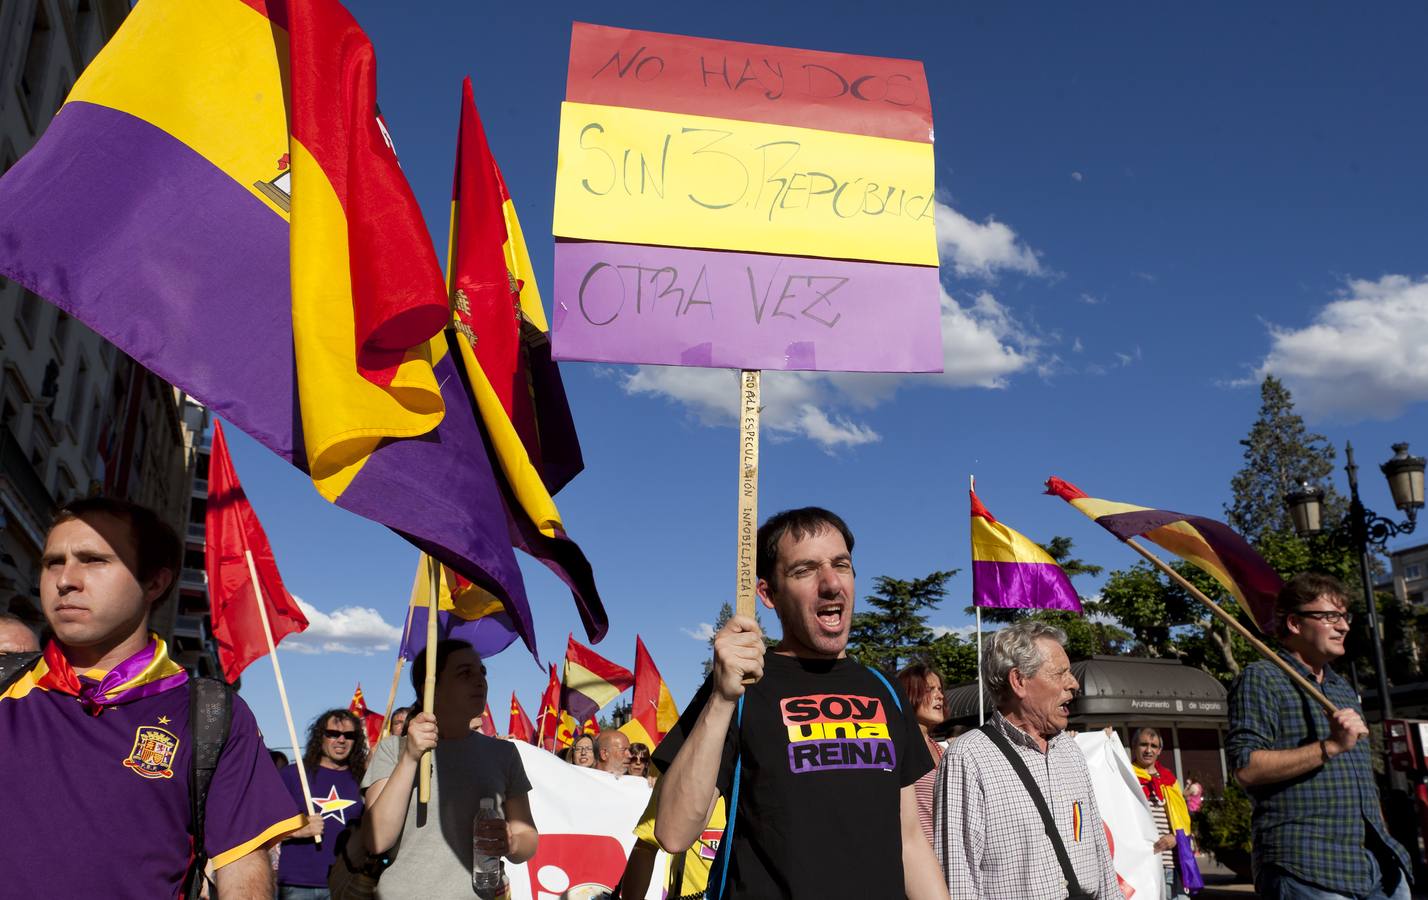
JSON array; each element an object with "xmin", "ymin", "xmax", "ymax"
[
  {"xmin": 847, "ymin": 570, "xmax": 958, "ymax": 675},
  {"xmin": 1226, "ymin": 375, "xmax": 1344, "ymax": 541}
]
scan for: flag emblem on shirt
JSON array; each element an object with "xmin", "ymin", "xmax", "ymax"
[
  {"xmin": 1071, "ymin": 800, "xmax": 1083, "ymax": 842},
  {"xmin": 312, "ymin": 784, "xmax": 357, "ymax": 824},
  {"xmin": 122, "ymin": 726, "xmax": 179, "ymax": 779}
]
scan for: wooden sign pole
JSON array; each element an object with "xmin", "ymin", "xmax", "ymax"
[
  {"xmin": 244, "ymin": 550, "xmax": 318, "ymax": 844},
  {"xmin": 419, "ymin": 556, "xmax": 439, "ymax": 805},
  {"xmin": 736, "ymin": 370, "xmax": 761, "ymax": 620}
]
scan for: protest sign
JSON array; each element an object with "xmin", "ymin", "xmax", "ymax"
[
  {"xmin": 506, "ymin": 742, "xmax": 663, "ymax": 899},
  {"xmin": 1076, "ymin": 730, "xmax": 1163, "ymax": 899},
  {"xmin": 552, "ymin": 22, "xmax": 940, "ymax": 375}
]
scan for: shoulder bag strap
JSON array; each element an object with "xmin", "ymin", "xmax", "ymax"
[
  {"xmin": 183, "ymin": 676, "xmax": 234, "ymax": 900},
  {"xmin": 979, "ymin": 722, "xmax": 1085, "ymax": 898}
]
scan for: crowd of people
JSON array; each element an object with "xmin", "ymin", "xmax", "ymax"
[{"xmin": 0, "ymin": 497, "xmax": 1413, "ymax": 899}]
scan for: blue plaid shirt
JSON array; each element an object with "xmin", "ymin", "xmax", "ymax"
[{"xmin": 1227, "ymin": 650, "xmax": 1410, "ymax": 894}]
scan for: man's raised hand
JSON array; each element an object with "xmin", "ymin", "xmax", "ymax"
[{"xmin": 713, "ymin": 615, "xmax": 765, "ymax": 701}]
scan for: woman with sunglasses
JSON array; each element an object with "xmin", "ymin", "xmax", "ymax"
[
  {"xmin": 277, "ymin": 708, "xmax": 368, "ymax": 898},
  {"xmin": 627, "ymin": 742, "xmax": 657, "ymax": 786}
]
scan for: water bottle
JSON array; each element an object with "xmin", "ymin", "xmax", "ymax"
[{"xmin": 472, "ymin": 797, "xmax": 506, "ymax": 898}]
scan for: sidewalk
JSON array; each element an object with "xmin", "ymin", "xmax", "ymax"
[{"xmin": 1192, "ymin": 854, "xmax": 1256, "ymax": 896}]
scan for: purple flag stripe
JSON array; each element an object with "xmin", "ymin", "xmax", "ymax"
[
  {"xmin": 0, "ymin": 102, "xmax": 299, "ymax": 457},
  {"xmin": 561, "ymin": 689, "xmax": 599, "ymax": 727},
  {"xmin": 971, "ymin": 560, "xmax": 1083, "ymax": 611},
  {"xmin": 551, "ymin": 240, "xmax": 943, "ymax": 372},
  {"xmin": 399, "ymin": 604, "xmax": 520, "ymax": 662}
]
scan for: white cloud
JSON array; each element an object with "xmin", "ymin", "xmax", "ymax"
[
  {"xmin": 1253, "ymin": 275, "xmax": 1428, "ymax": 420},
  {"xmin": 1072, "ymin": 337, "xmax": 1085, "ymax": 354},
  {"xmin": 284, "ymin": 597, "xmax": 404, "ymax": 656},
  {"xmin": 621, "ymin": 286, "xmax": 1041, "ymax": 450},
  {"xmin": 1079, "ymin": 293, "xmax": 1103, "ymax": 306},
  {"xmin": 681, "ymin": 623, "xmax": 716, "ymax": 641},
  {"xmin": 1071, "ymin": 171, "xmax": 1084, "ymax": 182},
  {"xmin": 935, "ymin": 200, "xmax": 1044, "ymax": 280}
]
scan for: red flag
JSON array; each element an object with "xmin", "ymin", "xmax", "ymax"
[
  {"xmin": 628, "ymin": 636, "xmax": 680, "ymax": 746},
  {"xmin": 477, "ymin": 701, "xmax": 498, "ymax": 737},
  {"xmin": 205, "ymin": 420, "xmax": 308, "ymax": 682},
  {"xmin": 509, "ymin": 692, "xmax": 534, "ymax": 744},
  {"xmin": 348, "ymin": 684, "xmax": 384, "ymax": 749},
  {"xmin": 536, "ymin": 664, "xmax": 561, "ymax": 752},
  {"xmin": 581, "ymin": 715, "xmax": 600, "ymax": 737}
]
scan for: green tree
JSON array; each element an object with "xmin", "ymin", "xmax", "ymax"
[
  {"xmin": 926, "ymin": 632, "xmax": 979, "ymax": 684},
  {"xmin": 964, "ymin": 536, "xmax": 1129, "ymax": 658},
  {"xmin": 847, "ymin": 570, "xmax": 959, "ymax": 675},
  {"xmin": 1227, "ymin": 375, "xmax": 1344, "ymax": 541}
]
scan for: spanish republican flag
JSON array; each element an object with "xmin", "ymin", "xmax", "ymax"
[
  {"xmin": 446, "ymin": 77, "xmax": 605, "ymax": 645},
  {"xmin": 620, "ymin": 637, "xmax": 679, "ymax": 747},
  {"xmin": 508, "ymin": 692, "xmax": 535, "ymax": 744},
  {"xmin": 399, "ymin": 554, "xmax": 519, "ymax": 661},
  {"xmin": 348, "ymin": 684, "xmax": 384, "ymax": 749},
  {"xmin": 0, "ymin": 0, "xmax": 556, "ymax": 655},
  {"xmin": 1046, "ymin": 476, "xmax": 1282, "ymax": 633},
  {"xmin": 970, "ymin": 488, "xmax": 1081, "ymax": 612},
  {"xmin": 536, "ymin": 664, "xmax": 562, "ymax": 752},
  {"xmin": 560, "ymin": 635, "xmax": 635, "ymax": 727},
  {"xmin": 206, "ymin": 420, "xmax": 309, "ymax": 682}
]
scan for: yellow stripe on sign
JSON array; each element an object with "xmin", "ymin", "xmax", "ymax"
[
  {"xmin": 554, "ymin": 101, "xmax": 937, "ymax": 266},
  {"xmin": 288, "ymin": 140, "xmax": 445, "ymax": 499},
  {"xmin": 65, "ymin": 0, "xmax": 291, "ymax": 218}
]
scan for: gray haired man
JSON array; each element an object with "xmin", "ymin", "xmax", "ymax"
[{"xmin": 934, "ymin": 621, "xmax": 1119, "ymax": 899}]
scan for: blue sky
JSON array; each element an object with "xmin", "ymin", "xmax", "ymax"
[{"xmin": 221, "ymin": 1, "xmax": 1428, "ymax": 752}]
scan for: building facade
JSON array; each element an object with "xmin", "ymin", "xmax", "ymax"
[{"xmin": 0, "ymin": 1, "xmax": 220, "ymax": 676}]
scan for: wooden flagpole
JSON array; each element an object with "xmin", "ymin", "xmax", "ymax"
[
  {"xmin": 244, "ymin": 550, "xmax": 319, "ymax": 844},
  {"xmin": 420, "ymin": 555, "xmax": 439, "ymax": 804},
  {"xmin": 1124, "ymin": 537, "xmax": 1336, "ymax": 713},
  {"xmin": 378, "ymin": 601, "xmax": 417, "ymax": 739},
  {"xmin": 736, "ymin": 370, "xmax": 760, "ymax": 620}
]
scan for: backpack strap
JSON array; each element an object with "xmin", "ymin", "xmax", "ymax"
[
  {"xmin": 863, "ymin": 666, "xmax": 903, "ymax": 713},
  {"xmin": 707, "ymin": 695, "xmax": 744, "ymax": 900},
  {"xmin": 0, "ymin": 650, "xmax": 41, "ymax": 695},
  {"xmin": 182, "ymin": 676, "xmax": 234, "ymax": 900}
]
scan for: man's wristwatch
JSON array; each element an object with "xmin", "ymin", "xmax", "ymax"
[{"xmin": 1319, "ymin": 739, "xmax": 1332, "ymax": 764}]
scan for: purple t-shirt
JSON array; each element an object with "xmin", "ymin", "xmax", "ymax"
[
  {"xmin": 0, "ymin": 663, "xmax": 304, "ymax": 898},
  {"xmin": 278, "ymin": 764, "xmax": 365, "ymax": 886}
]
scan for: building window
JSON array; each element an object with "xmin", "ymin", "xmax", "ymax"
[
  {"xmin": 18, "ymin": 1, "xmax": 54, "ymax": 130},
  {"xmin": 53, "ymin": 312, "xmax": 71, "ymax": 359},
  {"xmin": 65, "ymin": 359, "xmax": 87, "ymax": 435},
  {"xmin": 1407, "ymin": 563, "xmax": 1424, "ymax": 581},
  {"xmin": 16, "ymin": 291, "xmax": 44, "ymax": 345}
]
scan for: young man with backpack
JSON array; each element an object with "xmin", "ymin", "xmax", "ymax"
[
  {"xmin": 0, "ymin": 498, "xmax": 303, "ymax": 898},
  {"xmin": 652, "ymin": 508, "xmax": 949, "ymax": 900}
]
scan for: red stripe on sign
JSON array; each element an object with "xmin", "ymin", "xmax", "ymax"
[{"xmin": 566, "ymin": 22, "xmax": 933, "ymax": 144}]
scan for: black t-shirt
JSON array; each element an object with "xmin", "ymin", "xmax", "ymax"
[{"xmin": 652, "ymin": 653, "xmax": 932, "ymax": 899}]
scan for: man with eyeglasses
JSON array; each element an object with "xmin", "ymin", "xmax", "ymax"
[
  {"xmin": 1228, "ymin": 573, "xmax": 1412, "ymax": 899},
  {"xmin": 277, "ymin": 708, "xmax": 369, "ymax": 899}
]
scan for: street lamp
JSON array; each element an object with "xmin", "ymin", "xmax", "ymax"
[{"xmin": 1284, "ymin": 442, "xmax": 1425, "ymax": 719}]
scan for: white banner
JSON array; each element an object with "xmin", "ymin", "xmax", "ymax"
[
  {"xmin": 506, "ymin": 743, "xmax": 665, "ymax": 900},
  {"xmin": 1076, "ymin": 730, "xmax": 1164, "ymax": 899}
]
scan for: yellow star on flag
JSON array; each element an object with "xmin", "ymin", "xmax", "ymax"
[{"xmin": 311, "ymin": 784, "xmax": 358, "ymax": 824}]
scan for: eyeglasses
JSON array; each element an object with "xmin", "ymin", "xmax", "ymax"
[
  {"xmin": 1294, "ymin": 610, "xmax": 1353, "ymax": 626},
  {"xmin": 324, "ymin": 729, "xmax": 358, "ymax": 740}
]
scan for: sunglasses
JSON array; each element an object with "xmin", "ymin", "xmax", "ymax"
[{"xmin": 324, "ymin": 729, "xmax": 358, "ymax": 740}]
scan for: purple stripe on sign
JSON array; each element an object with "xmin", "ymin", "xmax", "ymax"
[
  {"xmin": 971, "ymin": 561, "xmax": 1083, "ymax": 612},
  {"xmin": 787, "ymin": 738, "xmax": 897, "ymax": 772},
  {"xmin": 0, "ymin": 102, "xmax": 300, "ymax": 460},
  {"xmin": 551, "ymin": 241, "xmax": 942, "ymax": 373}
]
